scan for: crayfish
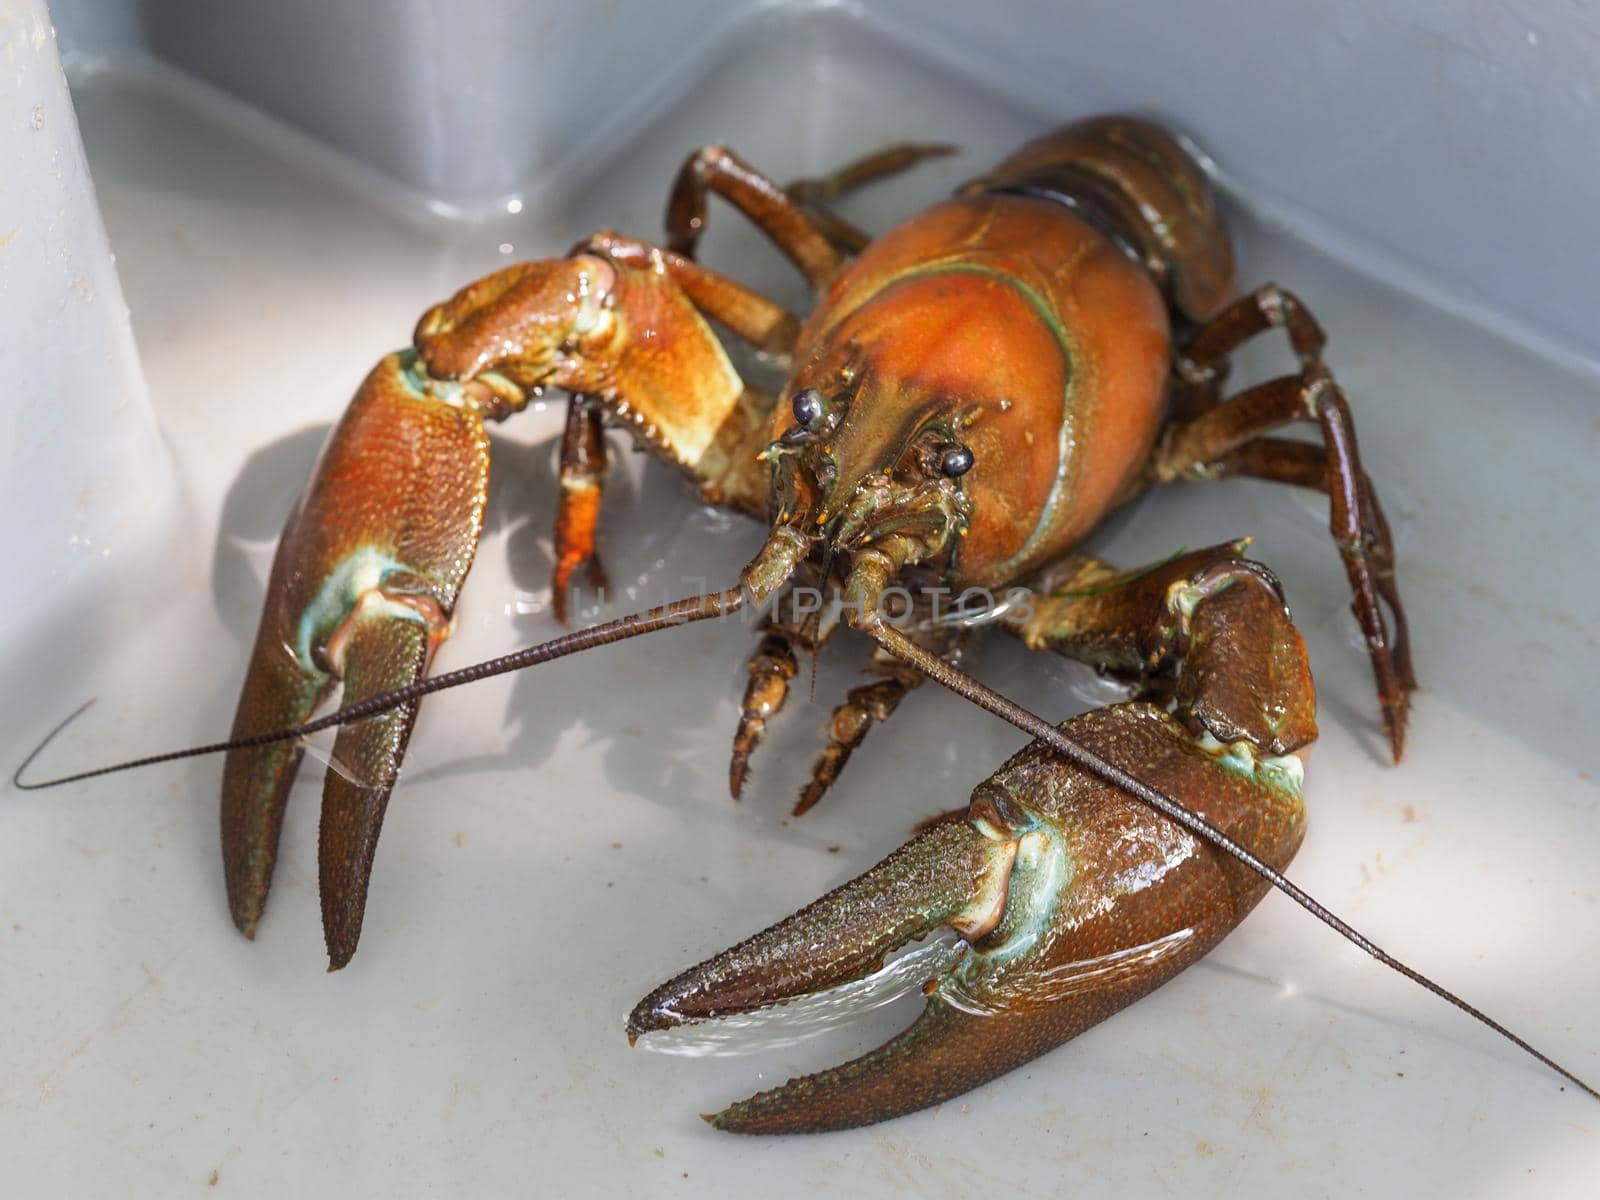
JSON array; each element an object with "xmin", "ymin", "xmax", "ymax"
[{"xmin": 20, "ymin": 115, "xmax": 1594, "ymax": 1133}]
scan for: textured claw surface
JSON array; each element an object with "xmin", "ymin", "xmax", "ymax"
[
  {"xmin": 628, "ymin": 817, "xmax": 1013, "ymax": 1037},
  {"xmin": 638, "ymin": 704, "xmax": 1306, "ymax": 1132},
  {"xmin": 223, "ymin": 353, "xmax": 490, "ymax": 960},
  {"xmin": 221, "ymin": 653, "xmax": 328, "ymax": 940},
  {"xmin": 711, "ymin": 1001, "xmax": 1028, "ymax": 1134},
  {"xmin": 317, "ymin": 614, "xmax": 435, "ymax": 969}
]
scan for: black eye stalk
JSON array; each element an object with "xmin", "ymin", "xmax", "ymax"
[
  {"xmin": 791, "ymin": 388, "xmax": 826, "ymax": 430},
  {"xmin": 939, "ymin": 444, "xmax": 975, "ymax": 477}
]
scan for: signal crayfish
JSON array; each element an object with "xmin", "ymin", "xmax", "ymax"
[{"xmin": 20, "ymin": 114, "xmax": 1595, "ymax": 1134}]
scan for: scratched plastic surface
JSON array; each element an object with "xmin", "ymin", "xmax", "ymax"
[{"xmin": 3, "ymin": 13, "xmax": 1598, "ymax": 1197}]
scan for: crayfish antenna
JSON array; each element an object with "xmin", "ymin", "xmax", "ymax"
[
  {"xmin": 11, "ymin": 698, "xmax": 98, "ymax": 790},
  {"xmin": 9, "ymin": 589, "xmax": 746, "ymax": 792}
]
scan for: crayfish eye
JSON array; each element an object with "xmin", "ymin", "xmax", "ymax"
[
  {"xmin": 791, "ymin": 389, "xmax": 826, "ymax": 429},
  {"xmin": 939, "ymin": 445, "xmax": 975, "ymax": 477}
]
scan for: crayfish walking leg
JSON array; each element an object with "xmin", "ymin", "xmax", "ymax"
[{"xmin": 1155, "ymin": 285, "xmax": 1415, "ymax": 758}]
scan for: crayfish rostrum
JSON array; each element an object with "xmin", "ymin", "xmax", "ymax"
[{"xmin": 26, "ymin": 115, "xmax": 1595, "ymax": 1133}]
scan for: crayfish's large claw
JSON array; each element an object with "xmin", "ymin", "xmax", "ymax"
[
  {"xmin": 223, "ymin": 352, "xmax": 491, "ymax": 967},
  {"xmin": 629, "ymin": 703, "xmax": 1306, "ymax": 1133}
]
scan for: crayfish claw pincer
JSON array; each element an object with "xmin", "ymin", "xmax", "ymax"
[
  {"xmin": 223, "ymin": 352, "xmax": 490, "ymax": 966},
  {"xmin": 630, "ymin": 703, "xmax": 1306, "ymax": 1132}
]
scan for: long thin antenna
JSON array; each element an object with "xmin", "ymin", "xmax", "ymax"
[
  {"xmin": 866, "ymin": 618, "xmax": 1597, "ymax": 1102},
  {"xmin": 13, "ymin": 588, "xmax": 744, "ymax": 791}
]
